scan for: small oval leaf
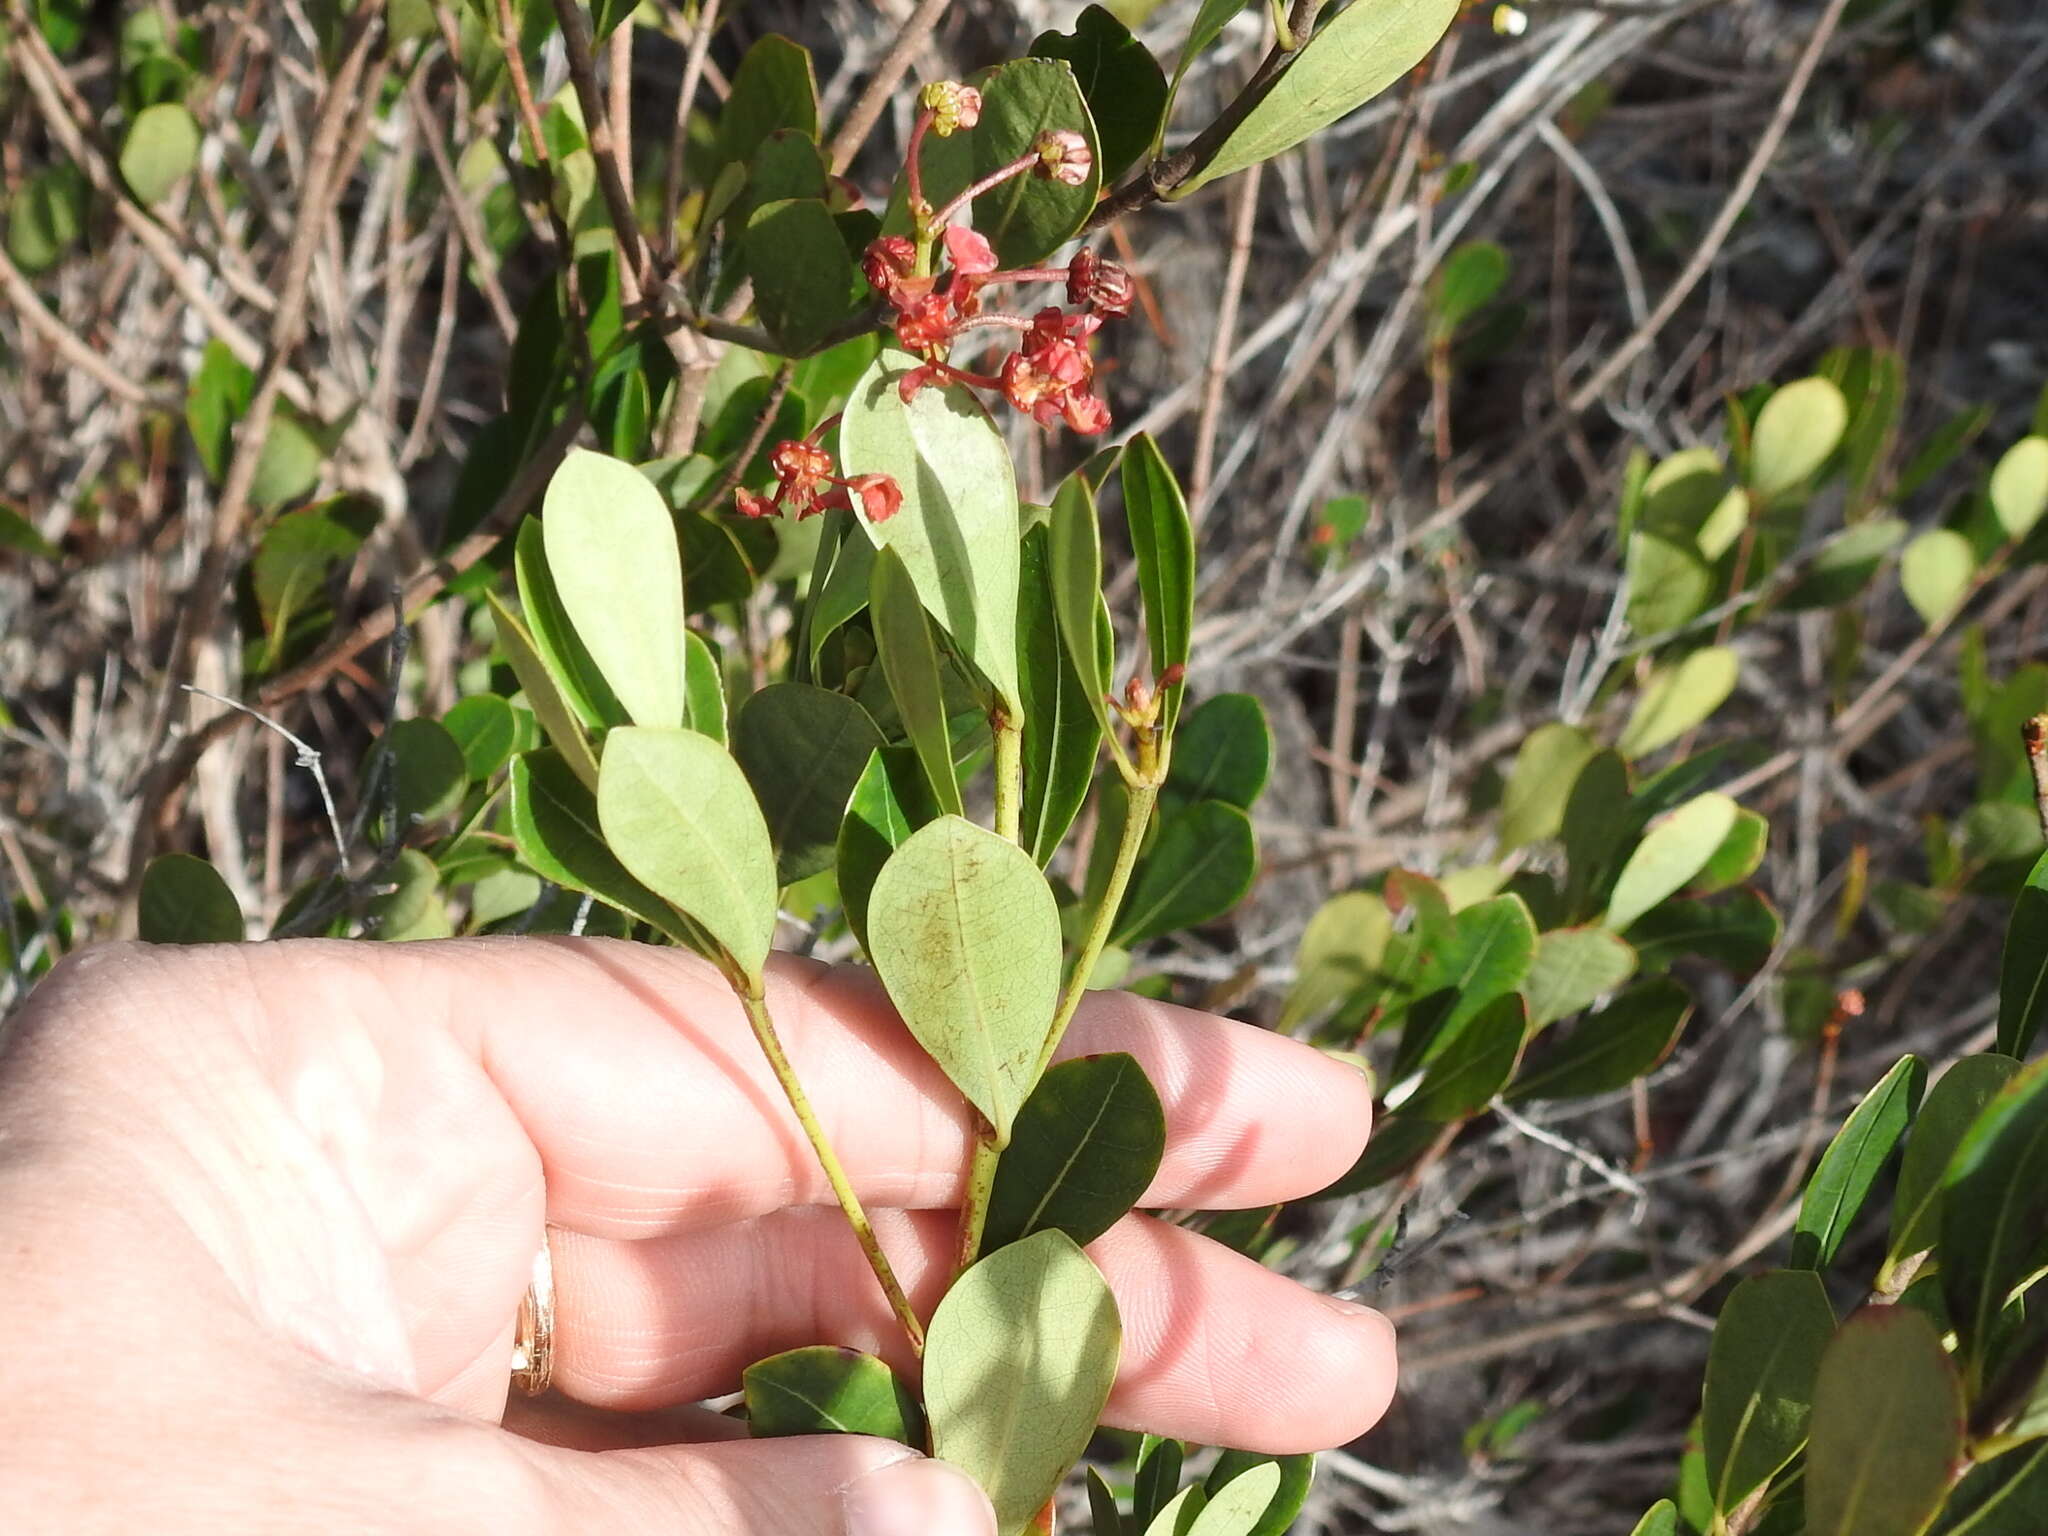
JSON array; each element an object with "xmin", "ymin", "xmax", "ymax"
[
  {"xmin": 983, "ymin": 1052, "xmax": 1166, "ymax": 1253},
  {"xmin": 138, "ymin": 854, "xmax": 244, "ymax": 944},
  {"xmin": 743, "ymin": 1345, "xmax": 924, "ymax": 1446},
  {"xmin": 1700, "ymin": 1268, "xmax": 1836, "ymax": 1513},
  {"xmin": 1806, "ymin": 1306, "xmax": 1965, "ymax": 1536}
]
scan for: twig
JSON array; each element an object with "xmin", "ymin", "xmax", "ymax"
[
  {"xmin": 0, "ymin": 239, "xmax": 178, "ymax": 411},
  {"xmin": 824, "ymin": 0, "xmax": 953, "ymax": 175},
  {"xmin": 1189, "ymin": 159, "xmax": 1262, "ymax": 523},
  {"xmin": 180, "ymin": 686, "xmax": 348, "ymax": 866}
]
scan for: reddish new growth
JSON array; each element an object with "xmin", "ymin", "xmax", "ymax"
[
  {"xmin": 734, "ymin": 429, "xmax": 902, "ymax": 524},
  {"xmin": 862, "ymin": 93, "xmax": 1125, "ymax": 438}
]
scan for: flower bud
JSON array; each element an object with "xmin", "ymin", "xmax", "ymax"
[
  {"xmin": 1066, "ymin": 249, "xmax": 1134, "ymax": 318},
  {"xmin": 861, "ymin": 235, "xmax": 918, "ymax": 295},
  {"xmin": 1033, "ymin": 129, "xmax": 1092, "ymax": 186},
  {"xmin": 919, "ymin": 81, "xmax": 983, "ymax": 137}
]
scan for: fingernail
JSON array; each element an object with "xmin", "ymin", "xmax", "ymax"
[
  {"xmin": 844, "ymin": 1457, "xmax": 997, "ymax": 1536},
  {"xmin": 1321, "ymin": 1292, "xmax": 1398, "ymax": 1340}
]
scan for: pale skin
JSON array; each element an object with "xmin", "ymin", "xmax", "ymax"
[{"xmin": 0, "ymin": 938, "xmax": 1397, "ymax": 1534}]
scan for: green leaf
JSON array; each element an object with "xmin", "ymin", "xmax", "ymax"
[
  {"xmin": 1521, "ymin": 927, "xmax": 1638, "ymax": 1028},
  {"xmin": 839, "ymin": 349, "xmax": 1022, "ymax": 712},
  {"xmin": 1793, "ymin": 1054, "xmax": 1925, "ymax": 1270},
  {"xmin": 1941, "ymin": 1057, "xmax": 2048, "ymax": 1378},
  {"xmin": 1428, "ymin": 241, "xmax": 1508, "ymax": 335},
  {"xmin": 1121, "ymin": 433, "xmax": 1195, "ymax": 728},
  {"xmin": 1991, "ymin": 437, "xmax": 2048, "ymax": 542},
  {"xmin": 1170, "ymin": 0, "xmax": 1255, "ymax": 97},
  {"xmin": 1933, "ymin": 1442, "xmax": 2048, "ymax": 1535},
  {"xmin": 1164, "ymin": 694, "xmax": 1269, "ymax": 814},
  {"xmin": 1691, "ymin": 807, "xmax": 1768, "ymax": 894},
  {"xmin": 1508, "ymin": 978, "xmax": 1693, "ymax": 1102},
  {"xmin": 1748, "ymin": 376, "xmax": 1848, "ymax": 501},
  {"xmin": 1604, "ymin": 793, "xmax": 1741, "ymax": 933},
  {"xmin": 1282, "ymin": 889, "xmax": 1392, "ymax": 1032},
  {"xmin": 867, "ymin": 816, "xmax": 1061, "ymax": 1141},
  {"xmin": 1806, "ymin": 1306, "xmax": 1966, "ymax": 1536},
  {"xmin": 983, "ymin": 1052, "xmax": 1165, "ymax": 1252},
  {"xmin": 364, "ymin": 848, "xmax": 452, "ymax": 940},
  {"xmin": 1201, "ymin": 1452, "xmax": 1313, "ymax": 1536},
  {"xmin": 1699, "ymin": 1269, "xmax": 1836, "ymax": 1514},
  {"xmin": 0, "ymin": 503, "xmax": 58, "ymax": 560},
  {"xmin": 869, "ymin": 545, "xmax": 965, "ymax": 818},
  {"xmin": 1626, "ymin": 1502, "xmax": 1678, "ymax": 1536},
  {"xmin": 732, "ymin": 684, "xmax": 884, "ymax": 885},
  {"xmin": 1088, "ymin": 1468, "xmax": 1126, "ymax": 1536},
  {"xmin": 968, "ymin": 58, "xmax": 1102, "ymax": 267},
  {"xmin": 7, "ymin": 161, "xmax": 87, "ymax": 275},
  {"xmin": 1030, "ymin": 5, "xmax": 1168, "ymax": 184},
  {"xmin": 1179, "ymin": 0, "xmax": 1461, "ymax": 193},
  {"xmin": 369, "ymin": 717, "xmax": 467, "ymax": 830},
  {"xmin": 1047, "ymin": 473, "xmax": 1118, "ymax": 745},
  {"xmin": 1997, "ymin": 848, "xmax": 2048, "ymax": 1058},
  {"xmin": 718, "ymin": 36, "xmax": 818, "ymax": 170},
  {"xmin": 1133, "ymin": 1436, "xmax": 1186, "ymax": 1531},
  {"xmin": 138, "ymin": 854, "xmax": 243, "ymax": 944},
  {"xmin": 925, "ymin": 1230, "xmax": 1120, "ymax": 1533},
  {"xmin": 1779, "ymin": 517, "xmax": 1907, "ymax": 611},
  {"xmin": 1186, "ymin": 1462, "xmax": 1282, "ymax": 1536},
  {"xmin": 1629, "ymin": 890, "xmax": 1780, "ymax": 975},
  {"xmin": 509, "ymin": 749, "xmax": 687, "ymax": 940},
  {"xmin": 683, "ymin": 630, "xmax": 727, "ymax": 743},
  {"xmin": 1625, "ymin": 533, "xmax": 1714, "ymax": 638},
  {"xmin": 1406, "ymin": 993, "xmax": 1526, "ymax": 1120},
  {"xmin": 1499, "ymin": 723, "xmax": 1598, "ymax": 851},
  {"xmin": 836, "ymin": 747, "xmax": 933, "ymax": 952},
  {"xmin": 251, "ymin": 503, "xmax": 366, "ymax": 651},
  {"xmin": 1887, "ymin": 1053, "xmax": 2023, "ymax": 1273},
  {"xmin": 442, "ymin": 695, "xmax": 518, "ymax": 782},
  {"xmin": 1115, "ymin": 799, "xmax": 1256, "ymax": 945},
  {"xmin": 1617, "ymin": 647, "xmax": 1740, "ymax": 760},
  {"xmin": 119, "ymin": 101, "xmax": 200, "ymax": 203},
  {"xmin": 1399, "ymin": 894, "xmax": 1539, "ymax": 1074},
  {"xmin": 1018, "ymin": 524, "xmax": 1104, "ymax": 864},
  {"xmin": 488, "ymin": 594, "xmax": 601, "ymax": 792},
  {"xmin": 1561, "ymin": 750, "xmax": 1632, "ymax": 917},
  {"xmin": 1142, "ymin": 1486, "xmax": 1204, "ymax": 1536},
  {"xmin": 541, "ymin": 450, "xmax": 687, "ymax": 730},
  {"xmin": 597, "ymin": 727, "xmax": 780, "ymax": 979},
  {"xmin": 743, "ymin": 1346, "xmax": 924, "ymax": 1446},
  {"xmin": 743, "ymin": 199, "xmax": 863, "ymax": 354},
  {"xmin": 1901, "ymin": 528, "xmax": 1976, "ymax": 629},
  {"xmin": 249, "ymin": 409, "xmax": 327, "ymax": 509}
]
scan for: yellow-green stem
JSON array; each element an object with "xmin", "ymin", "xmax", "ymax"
[
  {"xmin": 735, "ymin": 981, "xmax": 926, "ymax": 1353},
  {"xmin": 993, "ymin": 709, "xmax": 1024, "ymax": 846},
  {"xmin": 955, "ymin": 1127, "xmax": 1001, "ymax": 1272}
]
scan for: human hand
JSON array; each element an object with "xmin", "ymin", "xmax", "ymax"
[{"xmin": 0, "ymin": 938, "xmax": 1394, "ymax": 1534}]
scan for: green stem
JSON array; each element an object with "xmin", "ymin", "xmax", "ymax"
[
  {"xmin": 955, "ymin": 1127, "xmax": 1001, "ymax": 1272},
  {"xmin": 734, "ymin": 979, "xmax": 926, "ymax": 1354},
  {"xmin": 993, "ymin": 708, "xmax": 1023, "ymax": 846}
]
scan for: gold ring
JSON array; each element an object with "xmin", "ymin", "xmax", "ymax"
[{"xmin": 510, "ymin": 1236, "xmax": 556, "ymax": 1397}]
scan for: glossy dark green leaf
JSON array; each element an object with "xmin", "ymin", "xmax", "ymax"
[
  {"xmin": 743, "ymin": 198, "xmax": 864, "ymax": 354},
  {"xmin": 1941, "ymin": 1057, "xmax": 2048, "ymax": 1377},
  {"xmin": 1165, "ymin": 692, "xmax": 1270, "ymax": 810},
  {"xmin": 1561, "ymin": 750, "xmax": 1632, "ymax": 918},
  {"xmin": 1932, "ymin": 1441, "xmax": 2048, "ymax": 1534},
  {"xmin": 119, "ymin": 100, "xmax": 200, "ymax": 203},
  {"xmin": 1029, "ymin": 5, "xmax": 1168, "ymax": 183},
  {"xmin": 740, "ymin": 129, "xmax": 829, "ymax": 222},
  {"xmin": 836, "ymin": 747, "xmax": 933, "ymax": 952},
  {"xmin": 1114, "ymin": 799, "xmax": 1255, "ymax": 945},
  {"xmin": 441, "ymin": 696, "xmax": 517, "ymax": 783},
  {"xmin": 1629, "ymin": 890, "xmax": 1781, "ymax": 975},
  {"xmin": 839, "ymin": 349, "xmax": 1021, "ymax": 712},
  {"xmin": 1521, "ymin": 927, "xmax": 1637, "ymax": 1028},
  {"xmin": 542, "ymin": 450, "xmax": 688, "ymax": 730},
  {"xmin": 597, "ymin": 727, "xmax": 780, "ymax": 979},
  {"xmin": 1133, "ymin": 1435, "xmax": 1186, "ymax": 1530},
  {"xmin": 732, "ymin": 684, "xmax": 884, "ymax": 885},
  {"xmin": 1179, "ymin": 0, "xmax": 1460, "ymax": 193},
  {"xmin": 1499, "ymin": 723, "xmax": 1598, "ymax": 851},
  {"xmin": 509, "ymin": 749, "xmax": 687, "ymax": 941},
  {"xmin": 867, "ymin": 816, "xmax": 1061, "ymax": 1141},
  {"xmin": 1018, "ymin": 524, "xmax": 1103, "ymax": 864},
  {"xmin": 1087, "ymin": 1467, "xmax": 1127, "ymax": 1536},
  {"xmin": 1402, "ymin": 894, "xmax": 1538, "ymax": 1070},
  {"xmin": 138, "ymin": 854, "xmax": 243, "ymax": 944},
  {"xmin": 743, "ymin": 1345, "xmax": 924, "ymax": 1446},
  {"xmin": 370, "ymin": 717, "xmax": 467, "ymax": 831},
  {"xmin": 488, "ymin": 594, "xmax": 601, "ymax": 792},
  {"xmin": 1793, "ymin": 1054, "xmax": 1924, "ymax": 1270},
  {"xmin": 717, "ymin": 36, "xmax": 818, "ymax": 170},
  {"xmin": 1806, "ymin": 1306, "xmax": 1965, "ymax": 1536},
  {"xmin": 967, "ymin": 58, "xmax": 1102, "ymax": 268},
  {"xmin": 1700, "ymin": 1269, "xmax": 1835, "ymax": 1514},
  {"xmin": 869, "ymin": 544, "xmax": 965, "ymax": 818},
  {"xmin": 1507, "ymin": 978, "xmax": 1693, "ymax": 1102},
  {"xmin": 1407, "ymin": 993, "xmax": 1526, "ymax": 1120},
  {"xmin": 1997, "ymin": 849, "xmax": 2048, "ymax": 1058},
  {"xmin": 1201, "ymin": 1451, "xmax": 1313, "ymax": 1536},
  {"xmin": 1312, "ymin": 1111, "xmax": 1439, "ymax": 1199},
  {"xmin": 1886, "ymin": 1054, "xmax": 2023, "ymax": 1275},
  {"xmin": 1121, "ymin": 432, "xmax": 1194, "ymax": 728},
  {"xmin": 983, "ymin": 1052, "xmax": 1165, "ymax": 1253},
  {"xmin": 925, "ymin": 1230, "xmax": 1120, "ymax": 1533},
  {"xmin": 363, "ymin": 848, "xmax": 452, "ymax": 940}
]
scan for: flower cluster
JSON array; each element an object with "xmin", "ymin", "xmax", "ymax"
[{"xmin": 733, "ymin": 432, "xmax": 902, "ymax": 523}]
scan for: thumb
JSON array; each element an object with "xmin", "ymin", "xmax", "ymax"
[{"xmin": 517, "ymin": 1433, "xmax": 998, "ymax": 1536}]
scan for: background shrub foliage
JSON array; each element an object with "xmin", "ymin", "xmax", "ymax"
[{"xmin": 3, "ymin": 0, "xmax": 2047, "ymax": 1530}]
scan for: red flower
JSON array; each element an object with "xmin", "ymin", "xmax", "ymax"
[
  {"xmin": 944, "ymin": 225, "xmax": 997, "ymax": 276},
  {"xmin": 892, "ymin": 289, "xmax": 956, "ymax": 350},
  {"xmin": 848, "ymin": 473, "xmax": 903, "ymax": 523},
  {"xmin": 1067, "ymin": 249, "xmax": 1133, "ymax": 319},
  {"xmin": 999, "ymin": 309, "xmax": 1111, "ymax": 434},
  {"xmin": 862, "ymin": 235, "xmax": 919, "ymax": 296},
  {"xmin": 735, "ymin": 438, "xmax": 836, "ymax": 519},
  {"xmin": 733, "ymin": 487, "xmax": 777, "ymax": 519}
]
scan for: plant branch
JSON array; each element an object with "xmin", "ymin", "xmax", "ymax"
[{"xmin": 824, "ymin": 0, "xmax": 953, "ymax": 175}]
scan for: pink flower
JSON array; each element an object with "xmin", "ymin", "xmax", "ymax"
[
  {"xmin": 862, "ymin": 235, "xmax": 918, "ymax": 296},
  {"xmin": 1033, "ymin": 129, "xmax": 1092, "ymax": 186},
  {"xmin": 919, "ymin": 80, "xmax": 983, "ymax": 137},
  {"xmin": 944, "ymin": 225, "xmax": 998, "ymax": 277}
]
